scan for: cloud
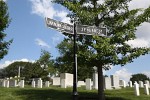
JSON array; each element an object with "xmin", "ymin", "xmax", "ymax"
[
  {"xmin": 126, "ymin": 38, "xmax": 150, "ymax": 48},
  {"xmin": 142, "ymin": 71, "xmax": 150, "ymax": 78},
  {"xmin": 114, "ymin": 68, "xmax": 132, "ymax": 82},
  {"xmin": 0, "ymin": 59, "xmax": 35, "ymax": 68},
  {"xmin": 30, "ymin": 0, "xmax": 70, "ymax": 23},
  {"xmin": 129, "ymin": 0, "xmax": 150, "ymax": 10},
  {"xmin": 52, "ymin": 33, "xmax": 64, "ymax": 45},
  {"xmin": 35, "ymin": 38, "xmax": 50, "ymax": 48}
]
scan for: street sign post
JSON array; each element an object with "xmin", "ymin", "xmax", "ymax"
[{"xmin": 45, "ymin": 17, "xmax": 107, "ymax": 100}]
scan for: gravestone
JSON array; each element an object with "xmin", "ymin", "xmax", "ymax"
[
  {"xmin": 145, "ymin": 80, "xmax": 150, "ymax": 88},
  {"xmin": 134, "ymin": 83, "xmax": 140, "ymax": 96},
  {"xmin": 104, "ymin": 77, "xmax": 112, "ymax": 90},
  {"xmin": 37, "ymin": 78, "xmax": 42, "ymax": 88},
  {"xmin": 129, "ymin": 81, "xmax": 133, "ymax": 87},
  {"xmin": 52, "ymin": 77, "xmax": 60, "ymax": 86},
  {"xmin": 2, "ymin": 80, "xmax": 6, "ymax": 87},
  {"xmin": 93, "ymin": 66, "xmax": 98, "ymax": 90},
  {"xmin": 6, "ymin": 79, "xmax": 9, "ymax": 88},
  {"xmin": 61, "ymin": 79, "xmax": 67, "ymax": 88},
  {"xmin": 60, "ymin": 73, "xmax": 73, "ymax": 87},
  {"xmin": 85, "ymin": 78, "xmax": 92, "ymax": 90},
  {"xmin": 9, "ymin": 79, "xmax": 17, "ymax": 87},
  {"xmin": 139, "ymin": 81, "xmax": 144, "ymax": 88},
  {"xmin": 20, "ymin": 80, "xmax": 24, "ymax": 88},
  {"xmin": 32, "ymin": 78, "xmax": 40, "ymax": 86},
  {"xmin": 32, "ymin": 80, "xmax": 35, "ymax": 88},
  {"xmin": 45, "ymin": 81, "xmax": 49, "ymax": 87},
  {"xmin": 144, "ymin": 84, "xmax": 149, "ymax": 95},
  {"xmin": 110, "ymin": 75, "xmax": 120, "ymax": 89},
  {"xmin": 77, "ymin": 81, "xmax": 85, "ymax": 87}
]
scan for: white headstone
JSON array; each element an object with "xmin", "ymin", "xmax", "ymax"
[
  {"xmin": 52, "ymin": 77, "xmax": 60, "ymax": 86},
  {"xmin": 129, "ymin": 81, "xmax": 133, "ymax": 87},
  {"xmin": 93, "ymin": 72, "xmax": 98, "ymax": 89},
  {"xmin": 61, "ymin": 79, "xmax": 67, "ymax": 88},
  {"xmin": 104, "ymin": 77, "xmax": 112, "ymax": 90},
  {"xmin": 134, "ymin": 83, "xmax": 140, "ymax": 96},
  {"xmin": 122, "ymin": 80, "xmax": 126, "ymax": 88},
  {"xmin": 6, "ymin": 80, "xmax": 9, "ymax": 88},
  {"xmin": 77, "ymin": 81, "xmax": 85, "ymax": 87},
  {"xmin": 37, "ymin": 78, "xmax": 42, "ymax": 88},
  {"xmin": 110, "ymin": 75, "xmax": 120, "ymax": 89},
  {"xmin": 60, "ymin": 73, "xmax": 73, "ymax": 87},
  {"xmin": 32, "ymin": 80, "xmax": 35, "ymax": 88},
  {"xmin": 139, "ymin": 81, "xmax": 144, "ymax": 88},
  {"xmin": 45, "ymin": 81, "xmax": 49, "ymax": 87},
  {"xmin": 20, "ymin": 80, "xmax": 24, "ymax": 88},
  {"xmin": 2, "ymin": 80, "xmax": 6, "ymax": 87},
  {"xmin": 144, "ymin": 84, "xmax": 149, "ymax": 95},
  {"xmin": 85, "ymin": 78, "xmax": 92, "ymax": 90},
  {"xmin": 145, "ymin": 80, "xmax": 150, "ymax": 88}
]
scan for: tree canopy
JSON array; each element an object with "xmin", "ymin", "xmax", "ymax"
[
  {"xmin": 53, "ymin": 0, "xmax": 150, "ymax": 100},
  {"xmin": 130, "ymin": 73, "xmax": 150, "ymax": 83},
  {"xmin": 0, "ymin": 0, "xmax": 12, "ymax": 60}
]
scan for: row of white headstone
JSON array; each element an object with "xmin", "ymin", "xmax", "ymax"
[
  {"xmin": 134, "ymin": 82, "xmax": 149, "ymax": 96},
  {"xmin": 31, "ymin": 78, "xmax": 50, "ymax": 88},
  {"xmin": 1, "ymin": 79, "xmax": 24, "ymax": 88}
]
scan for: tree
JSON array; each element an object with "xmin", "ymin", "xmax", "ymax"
[
  {"xmin": 37, "ymin": 50, "xmax": 57, "ymax": 77},
  {"xmin": 0, "ymin": 0, "xmax": 12, "ymax": 60},
  {"xmin": 2, "ymin": 61, "xmax": 48, "ymax": 82},
  {"xmin": 130, "ymin": 73, "xmax": 150, "ymax": 83},
  {"xmin": 53, "ymin": 0, "xmax": 150, "ymax": 100},
  {"xmin": 56, "ymin": 38, "xmax": 94, "ymax": 80}
]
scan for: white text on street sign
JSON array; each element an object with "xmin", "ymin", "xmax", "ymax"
[
  {"xmin": 77, "ymin": 25, "xmax": 106, "ymax": 36},
  {"xmin": 45, "ymin": 17, "xmax": 73, "ymax": 34}
]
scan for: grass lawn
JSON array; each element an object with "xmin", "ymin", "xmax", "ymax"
[{"xmin": 0, "ymin": 86, "xmax": 149, "ymax": 100}]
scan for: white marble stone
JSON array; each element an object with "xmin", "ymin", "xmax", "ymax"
[
  {"xmin": 93, "ymin": 72, "xmax": 98, "ymax": 89},
  {"xmin": 45, "ymin": 81, "xmax": 49, "ymax": 87},
  {"xmin": 61, "ymin": 79, "xmax": 67, "ymax": 88},
  {"xmin": 144, "ymin": 84, "xmax": 149, "ymax": 95},
  {"xmin": 60, "ymin": 73, "xmax": 73, "ymax": 87},
  {"xmin": 37, "ymin": 79, "xmax": 42, "ymax": 88},
  {"xmin": 139, "ymin": 81, "xmax": 144, "ymax": 88},
  {"xmin": 6, "ymin": 80, "xmax": 9, "ymax": 88},
  {"xmin": 110, "ymin": 75, "xmax": 120, "ymax": 89},
  {"xmin": 104, "ymin": 77, "xmax": 112, "ymax": 90},
  {"xmin": 20, "ymin": 80, "xmax": 24, "ymax": 88},
  {"xmin": 52, "ymin": 77, "xmax": 60, "ymax": 86},
  {"xmin": 32, "ymin": 80, "xmax": 35, "ymax": 88},
  {"xmin": 86, "ymin": 79, "xmax": 92, "ymax": 90},
  {"xmin": 145, "ymin": 80, "xmax": 150, "ymax": 88},
  {"xmin": 78, "ymin": 81, "xmax": 85, "ymax": 87},
  {"xmin": 2, "ymin": 80, "xmax": 6, "ymax": 87},
  {"xmin": 129, "ymin": 81, "xmax": 133, "ymax": 87},
  {"xmin": 134, "ymin": 83, "xmax": 140, "ymax": 96}
]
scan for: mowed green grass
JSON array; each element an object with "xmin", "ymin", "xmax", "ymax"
[{"xmin": 0, "ymin": 86, "xmax": 149, "ymax": 100}]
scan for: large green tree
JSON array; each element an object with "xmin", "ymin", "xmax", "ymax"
[
  {"xmin": 130, "ymin": 73, "xmax": 150, "ymax": 83},
  {"xmin": 56, "ymin": 38, "xmax": 94, "ymax": 80},
  {"xmin": 1, "ymin": 61, "xmax": 48, "ymax": 81},
  {"xmin": 0, "ymin": 0, "xmax": 12, "ymax": 60},
  {"xmin": 53, "ymin": 0, "xmax": 150, "ymax": 100},
  {"xmin": 37, "ymin": 50, "xmax": 57, "ymax": 77}
]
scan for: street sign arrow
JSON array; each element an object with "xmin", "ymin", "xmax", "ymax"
[
  {"xmin": 77, "ymin": 25, "xmax": 107, "ymax": 36},
  {"xmin": 45, "ymin": 17, "xmax": 73, "ymax": 34}
]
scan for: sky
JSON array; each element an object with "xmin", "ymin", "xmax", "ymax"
[{"xmin": 0, "ymin": 0, "xmax": 150, "ymax": 82}]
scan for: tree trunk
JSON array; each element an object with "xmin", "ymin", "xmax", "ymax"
[{"xmin": 98, "ymin": 66, "xmax": 105, "ymax": 100}]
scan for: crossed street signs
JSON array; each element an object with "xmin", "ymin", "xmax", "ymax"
[{"xmin": 45, "ymin": 17, "xmax": 107, "ymax": 36}]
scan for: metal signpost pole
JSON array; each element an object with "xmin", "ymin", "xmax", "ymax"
[{"xmin": 72, "ymin": 21, "xmax": 78, "ymax": 100}]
